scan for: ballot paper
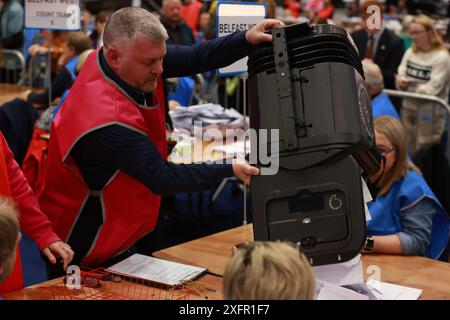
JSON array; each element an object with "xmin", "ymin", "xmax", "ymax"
[
  {"xmin": 367, "ymin": 279, "xmax": 422, "ymax": 300},
  {"xmin": 106, "ymin": 254, "xmax": 207, "ymax": 286},
  {"xmin": 361, "ymin": 177, "xmax": 372, "ymax": 221},
  {"xmin": 312, "ymin": 254, "xmax": 364, "ymax": 286},
  {"xmin": 169, "ymin": 103, "xmax": 247, "ymax": 134},
  {"xmin": 316, "ymin": 280, "xmax": 369, "ymax": 300}
]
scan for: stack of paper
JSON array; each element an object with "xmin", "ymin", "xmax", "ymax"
[
  {"xmin": 169, "ymin": 103, "xmax": 247, "ymax": 134},
  {"xmin": 312, "ymin": 255, "xmax": 422, "ymax": 300},
  {"xmin": 107, "ymin": 254, "xmax": 207, "ymax": 286},
  {"xmin": 313, "ymin": 254, "xmax": 364, "ymax": 286},
  {"xmin": 316, "ymin": 281, "xmax": 369, "ymax": 300}
]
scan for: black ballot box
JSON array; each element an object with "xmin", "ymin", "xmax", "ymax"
[{"xmin": 247, "ymin": 23, "xmax": 381, "ymax": 266}]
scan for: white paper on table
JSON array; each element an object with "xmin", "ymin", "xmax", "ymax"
[
  {"xmin": 364, "ymin": 202, "xmax": 372, "ymax": 222},
  {"xmin": 361, "ymin": 177, "xmax": 372, "ymax": 221},
  {"xmin": 367, "ymin": 279, "xmax": 422, "ymax": 300},
  {"xmin": 212, "ymin": 140, "xmax": 250, "ymax": 156},
  {"xmin": 316, "ymin": 280, "xmax": 369, "ymax": 300},
  {"xmin": 313, "ymin": 254, "xmax": 364, "ymax": 286},
  {"xmin": 106, "ymin": 253, "xmax": 207, "ymax": 286}
]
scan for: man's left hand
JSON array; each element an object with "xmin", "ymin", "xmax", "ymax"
[
  {"xmin": 245, "ymin": 19, "xmax": 286, "ymax": 45},
  {"xmin": 232, "ymin": 159, "xmax": 260, "ymax": 186}
]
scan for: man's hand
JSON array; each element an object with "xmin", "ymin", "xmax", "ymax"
[
  {"xmin": 245, "ymin": 19, "xmax": 286, "ymax": 45},
  {"xmin": 232, "ymin": 158, "xmax": 260, "ymax": 186},
  {"xmin": 42, "ymin": 241, "xmax": 74, "ymax": 271},
  {"xmin": 18, "ymin": 89, "xmax": 32, "ymax": 101}
]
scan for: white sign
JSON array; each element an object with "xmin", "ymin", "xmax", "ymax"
[
  {"xmin": 25, "ymin": 0, "xmax": 81, "ymax": 30},
  {"xmin": 216, "ymin": 2, "xmax": 266, "ymax": 76}
]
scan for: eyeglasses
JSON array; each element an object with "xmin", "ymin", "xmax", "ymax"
[
  {"xmin": 377, "ymin": 145, "xmax": 397, "ymax": 156},
  {"xmin": 409, "ymin": 30, "xmax": 426, "ymax": 36}
]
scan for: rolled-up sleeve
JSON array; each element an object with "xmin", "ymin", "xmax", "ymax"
[{"xmin": 398, "ymin": 197, "xmax": 435, "ymax": 256}]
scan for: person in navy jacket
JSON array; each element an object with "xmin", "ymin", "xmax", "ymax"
[{"xmin": 351, "ymin": 0, "xmax": 405, "ymax": 91}]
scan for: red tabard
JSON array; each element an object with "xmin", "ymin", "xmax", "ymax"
[{"xmin": 39, "ymin": 50, "xmax": 167, "ymax": 267}]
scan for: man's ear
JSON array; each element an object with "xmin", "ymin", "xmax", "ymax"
[{"xmin": 105, "ymin": 45, "xmax": 120, "ymax": 70}]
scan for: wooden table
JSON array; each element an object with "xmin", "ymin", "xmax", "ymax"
[
  {"xmin": 0, "ymin": 83, "xmax": 28, "ymax": 105},
  {"xmin": 154, "ymin": 224, "xmax": 252, "ymax": 276},
  {"xmin": 361, "ymin": 254, "xmax": 450, "ymax": 300},
  {"xmin": 3, "ymin": 273, "xmax": 224, "ymax": 300},
  {"xmin": 153, "ymin": 224, "xmax": 450, "ymax": 300}
]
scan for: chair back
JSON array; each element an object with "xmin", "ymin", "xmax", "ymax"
[{"xmin": 1, "ymin": 49, "xmax": 25, "ymax": 84}]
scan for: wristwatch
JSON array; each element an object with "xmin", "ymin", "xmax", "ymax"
[{"xmin": 363, "ymin": 236, "xmax": 375, "ymax": 252}]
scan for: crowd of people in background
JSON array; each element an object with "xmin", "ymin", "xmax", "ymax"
[{"xmin": 1, "ymin": 0, "xmax": 449, "ymax": 110}]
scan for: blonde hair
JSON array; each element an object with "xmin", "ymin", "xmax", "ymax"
[
  {"xmin": 0, "ymin": 197, "xmax": 20, "ymax": 282},
  {"xmin": 223, "ymin": 241, "xmax": 315, "ymax": 300},
  {"xmin": 410, "ymin": 15, "xmax": 445, "ymax": 52},
  {"xmin": 75, "ymin": 49, "xmax": 95, "ymax": 75},
  {"xmin": 374, "ymin": 116, "xmax": 420, "ymax": 195}
]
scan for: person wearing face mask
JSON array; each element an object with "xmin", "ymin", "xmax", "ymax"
[
  {"xmin": 396, "ymin": 15, "xmax": 450, "ymax": 153},
  {"xmin": 364, "ymin": 116, "xmax": 449, "ymax": 259}
]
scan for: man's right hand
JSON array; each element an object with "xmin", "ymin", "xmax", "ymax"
[{"xmin": 245, "ymin": 19, "xmax": 286, "ymax": 45}]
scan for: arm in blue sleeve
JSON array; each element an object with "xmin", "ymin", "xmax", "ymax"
[
  {"xmin": 397, "ymin": 197, "xmax": 436, "ymax": 256},
  {"xmin": 77, "ymin": 125, "xmax": 234, "ymax": 195},
  {"xmin": 27, "ymin": 67, "xmax": 72, "ymax": 106},
  {"xmin": 163, "ymin": 31, "xmax": 252, "ymax": 78}
]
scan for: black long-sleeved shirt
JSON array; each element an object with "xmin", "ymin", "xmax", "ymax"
[
  {"xmin": 27, "ymin": 66, "xmax": 73, "ymax": 106},
  {"xmin": 72, "ymin": 31, "xmax": 252, "ymax": 193},
  {"xmin": 68, "ymin": 31, "xmax": 251, "ymax": 264}
]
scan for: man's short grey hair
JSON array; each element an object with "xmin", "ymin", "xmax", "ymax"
[
  {"xmin": 362, "ymin": 59, "xmax": 384, "ymax": 90},
  {"xmin": 103, "ymin": 7, "xmax": 168, "ymax": 48},
  {"xmin": 162, "ymin": 0, "xmax": 181, "ymax": 8}
]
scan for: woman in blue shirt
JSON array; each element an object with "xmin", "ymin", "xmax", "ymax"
[{"xmin": 365, "ymin": 116, "xmax": 448, "ymax": 259}]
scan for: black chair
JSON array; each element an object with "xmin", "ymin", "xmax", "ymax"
[
  {"xmin": 412, "ymin": 143, "xmax": 450, "ymax": 217},
  {"xmin": 412, "ymin": 142, "xmax": 450, "ymax": 262},
  {"xmin": 0, "ymin": 98, "xmax": 38, "ymax": 166}
]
